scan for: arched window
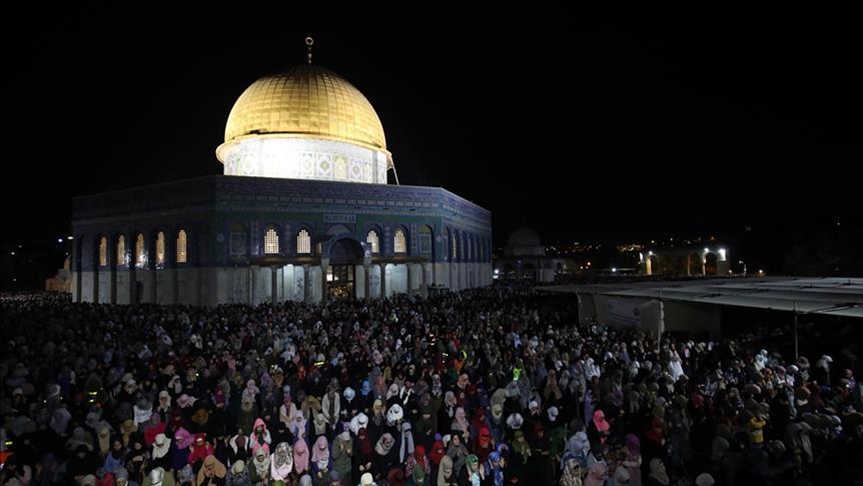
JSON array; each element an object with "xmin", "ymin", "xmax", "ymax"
[
  {"xmin": 450, "ymin": 230, "xmax": 458, "ymax": 261},
  {"xmin": 156, "ymin": 231, "xmax": 166, "ymax": 265},
  {"xmin": 177, "ymin": 229, "xmax": 188, "ymax": 263},
  {"xmin": 99, "ymin": 236, "xmax": 107, "ymax": 267},
  {"xmin": 264, "ymin": 227, "xmax": 280, "ymax": 254},
  {"xmin": 418, "ymin": 225, "xmax": 432, "ymax": 254},
  {"xmin": 367, "ymin": 229, "xmax": 380, "ymax": 254},
  {"xmin": 394, "ymin": 228, "xmax": 407, "ymax": 254},
  {"xmin": 117, "ymin": 235, "xmax": 126, "ymax": 266},
  {"xmin": 135, "ymin": 233, "xmax": 146, "ymax": 268},
  {"xmin": 229, "ymin": 223, "xmax": 247, "ymax": 257},
  {"xmin": 297, "ymin": 229, "xmax": 311, "ymax": 254}
]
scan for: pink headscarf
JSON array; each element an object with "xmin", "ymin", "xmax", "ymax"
[
  {"xmin": 174, "ymin": 427, "xmax": 193, "ymax": 450},
  {"xmin": 293, "ymin": 437, "xmax": 309, "ymax": 474},
  {"xmin": 311, "ymin": 436, "xmax": 330, "ymax": 465},
  {"xmin": 592, "ymin": 410, "xmax": 610, "ymax": 432},
  {"xmin": 584, "ymin": 463, "xmax": 608, "ymax": 486}
]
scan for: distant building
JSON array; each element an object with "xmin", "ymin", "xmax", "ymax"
[
  {"xmin": 493, "ymin": 226, "xmax": 573, "ymax": 283},
  {"xmin": 71, "ymin": 43, "xmax": 492, "ymax": 305},
  {"xmin": 639, "ymin": 243, "xmax": 730, "ymax": 276}
]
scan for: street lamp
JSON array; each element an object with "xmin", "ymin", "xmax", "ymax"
[{"xmin": 738, "ymin": 260, "xmax": 747, "ymax": 276}]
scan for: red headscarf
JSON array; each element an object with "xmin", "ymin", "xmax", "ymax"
[
  {"xmin": 429, "ymin": 440, "xmax": 446, "ymax": 466},
  {"xmin": 357, "ymin": 427, "xmax": 373, "ymax": 456},
  {"xmin": 187, "ymin": 433, "xmax": 214, "ymax": 465}
]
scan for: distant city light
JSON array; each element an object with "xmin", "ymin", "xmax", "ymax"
[
  {"xmin": 704, "ymin": 247, "xmax": 709, "ymax": 252},
  {"xmin": 494, "ymin": 269, "xmax": 499, "ymax": 275},
  {"xmin": 611, "ymin": 267, "xmax": 617, "ymax": 273},
  {"xmin": 67, "ymin": 236, "xmax": 74, "ymax": 240},
  {"xmin": 10, "ymin": 252, "xmax": 14, "ymax": 256},
  {"xmin": 58, "ymin": 238, "xmax": 63, "ymax": 243}
]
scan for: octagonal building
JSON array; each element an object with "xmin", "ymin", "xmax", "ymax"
[{"xmin": 71, "ymin": 55, "xmax": 492, "ymax": 305}]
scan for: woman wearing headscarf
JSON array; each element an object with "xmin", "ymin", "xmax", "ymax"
[
  {"xmin": 446, "ymin": 434, "xmax": 470, "ymax": 477},
  {"xmin": 145, "ymin": 412, "xmax": 168, "ymax": 447},
  {"xmin": 331, "ymin": 427, "xmax": 353, "ymax": 484},
  {"xmin": 151, "ymin": 433, "xmax": 174, "ymax": 476},
  {"xmin": 353, "ymin": 427, "xmax": 374, "ymax": 479},
  {"xmin": 507, "ymin": 430, "xmax": 531, "ymax": 484},
  {"xmin": 646, "ymin": 458, "xmax": 669, "ymax": 486},
  {"xmin": 405, "ymin": 445, "xmax": 430, "ymax": 482},
  {"xmin": 269, "ymin": 442, "xmax": 293, "ymax": 485},
  {"xmin": 565, "ymin": 432, "xmax": 592, "ymax": 470},
  {"xmin": 196, "ymin": 455, "xmax": 227, "ymax": 486},
  {"xmin": 622, "ymin": 434, "xmax": 642, "ymax": 486},
  {"xmin": 293, "ymin": 436, "xmax": 310, "ymax": 476},
  {"xmin": 103, "ymin": 436, "xmax": 129, "ymax": 474},
  {"xmin": 292, "ymin": 410, "xmax": 309, "ymax": 442},
  {"xmin": 225, "ymin": 459, "xmax": 251, "ymax": 486},
  {"xmin": 450, "ymin": 407, "xmax": 470, "ymax": 445},
  {"xmin": 400, "ymin": 422, "xmax": 416, "ymax": 465},
  {"xmin": 558, "ymin": 452, "xmax": 583, "ymax": 486},
  {"xmin": 473, "ymin": 427, "xmax": 494, "ymax": 465},
  {"xmin": 583, "ymin": 463, "xmax": 607, "ymax": 486},
  {"xmin": 188, "ymin": 434, "xmax": 215, "ymax": 475},
  {"xmin": 125, "ymin": 437, "xmax": 149, "ymax": 485},
  {"xmin": 236, "ymin": 397, "xmax": 258, "ymax": 441},
  {"xmin": 171, "ymin": 428, "xmax": 194, "ymax": 474},
  {"xmin": 247, "ymin": 418, "xmax": 271, "ymax": 452},
  {"xmin": 248, "ymin": 444, "xmax": 271, "ymax": 486},
  {"xmin": 96, "ymin": 425, "xmax": 113, "ymax": 458},
  {"xmin": 310, "ymin": 412, "xmax": 330, "ymax": 445},
  {"xmin": 228, "ymin": 427, "xmax": 250, "ymax": 465},
  {"xmin": 586, "ymin": 410, "xmax": 610, "ymax": 446},
  {"xmin": 436, "ymin": 455, "xmax": 457, "ymax": 486},
  {"xmin": 156, "ymin": 390, "xmax": 174, "ymax": 424},
  {"xmin": 310, "ymin": 435, "xmax": 332, "ymax": 485},
  {"xmin": 456, "ymin": 454, "xmax": 483, "ymax": 486},
  {"xmin": 278, "ymin": 386, "xmax": 298, "ymax": 429},
  {"xmin": 372, "ymin": 432, "xmax": 398, "ymax": 480}
]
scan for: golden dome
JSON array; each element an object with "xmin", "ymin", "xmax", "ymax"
[{"xmin": 221, "ymin": 64, "xmax": 386, "ymax": 155}]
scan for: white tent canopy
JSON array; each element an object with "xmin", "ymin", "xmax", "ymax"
[{"xmin": 541, "ymin": 277, "xmax": 863, "ymax": 337}]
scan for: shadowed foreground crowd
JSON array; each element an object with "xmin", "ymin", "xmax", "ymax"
[{"xmin": 1, "ymin": 286, "xmax": 862, "ymax": 486}]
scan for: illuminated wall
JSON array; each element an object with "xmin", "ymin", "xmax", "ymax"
[{"xmin": 221, "ymin": 138, "xmax": 389, "ymax": 184}]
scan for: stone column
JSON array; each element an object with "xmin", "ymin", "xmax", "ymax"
[
  {"xmin": 364, "ymin": 263, "xmax": 371, "ymax": 300},
  {"xmin": 271, "ymin": 266, "xmax": 279, "ymax": 306},
  {"xmin": 379, "ymin": 262, "xmax": 387, "ymax": 299},
  {"xmin": 406, "ymin": 263, "xmax": 413, "ymax": 296},
  {"xmin": 249, "ymin": 266, "xmax": 255, "ymax": 304},
  {"xmin": 320, "ymin": 259, "xmax": 329, "ymax": 303},
  {"xmin": 303, "ymin": 264, "xmax": 311, "ymax": 303},
  {"xmin": 420, "ymin": 263, "xmax": 428, "ymax": 297}
]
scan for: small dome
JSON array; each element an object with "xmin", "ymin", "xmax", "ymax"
[{"xmin": 504, "ymin": 226, "xmax": 545, "ymax": 257}]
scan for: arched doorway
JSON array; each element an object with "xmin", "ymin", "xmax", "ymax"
[
  {"xmin": 687, "ymin": 252, "xmax": 703, "ymax": 276},
  {"xmin": 646, "ymin": 255, "xmax": 659, "ymax": 275},
  {"xmin": 704, "ymin": 252, "xmax": 718, "ymax": 275},
  {"xmin": 327, "ymin": 238, "xmax": 365, "ymax": 300}
]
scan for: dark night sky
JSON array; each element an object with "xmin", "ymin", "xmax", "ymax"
[{"xmin": 3, "ymin": 8, "xmax": 861, "ymax": 260}]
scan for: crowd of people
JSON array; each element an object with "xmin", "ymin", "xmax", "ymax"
[{"xmin": 1, "ymin": 285, "xmax": 861, "ymax": 486}]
